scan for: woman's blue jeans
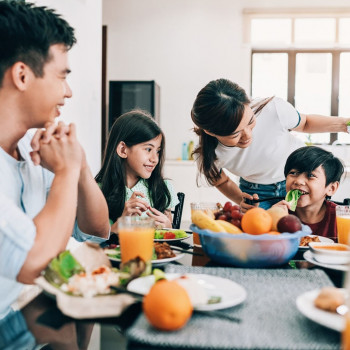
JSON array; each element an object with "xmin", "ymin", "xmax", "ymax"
[{"xmin": 239, "ymin": 178, "xmax": 286, "ymax": 210}]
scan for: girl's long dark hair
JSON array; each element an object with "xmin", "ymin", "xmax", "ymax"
[
  {"xmin": 191, "ymin": 79, "xmax": 250, "ymax": 185},
  {"xmin": 95, "ymin": 110, "xmax": 171, "ymax": 222}
]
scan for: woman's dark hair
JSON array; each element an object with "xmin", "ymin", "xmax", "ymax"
[
  {"xmin": 284, "ymin": 146, "xmax": 344, "ymax": 186},
  {"xmin": 0, "ymin": 1, "xmax": 76, "ymax": 86},
  {"xmin": 95, "ymin": 109, "xmax": 171, "ymax": 222},
  {"xmin": 191, "ymin": 79, "xmax": 250, "ymax": 185}
]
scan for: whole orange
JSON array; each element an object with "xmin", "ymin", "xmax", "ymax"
[
  {"xmin": 267, "ymin": 231, "xmax": 281, "ymax": 235},
  {"xmin": 143, "ymin": 280, "xmax": 193, "ymax": 331},
  {"xmin": 241, "ymin": 207, "xmax": 272, "ymax": 234}
]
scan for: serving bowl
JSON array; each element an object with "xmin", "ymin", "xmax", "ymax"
[
  {"xmin": 309, "ymin": 242, "xmax": 350, "ymax": 265},
  {"xmin": 190, "ymin": 224, "xmax": 311, "ymax": 268}
]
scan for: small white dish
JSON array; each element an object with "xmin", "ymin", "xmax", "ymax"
[
  {"xmin": 309, "ymin": 242, "xmax": 350, "ymax": 265},
  {"xmin": 127, "ymin": 273, "xmax": 247, "ymax": 311},
  {"xmin": 296, "ymin": 288, "xmax": 345, "ymax": 332},
  {"xmin": 304, "ymin": 250, "xmax": 348, "ymax": 272}
]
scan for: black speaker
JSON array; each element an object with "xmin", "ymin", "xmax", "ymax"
[{"xmin": 108, "ymin": 80, "xmax": 160, "ymax": 130}]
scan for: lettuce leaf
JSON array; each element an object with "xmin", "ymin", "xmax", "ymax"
[
  {"xmin": 43, "ymin": 250, "xmax": 85, "ymax": 286},
  {"xmin": 285, "ymin": 189, "xmax": 302, "ymax": 211}
]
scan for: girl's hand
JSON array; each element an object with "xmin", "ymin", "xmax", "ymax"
[
  {"xmin": 121, "ymin": 191, "xmax": 150, "ymax": 216},
  {"xmin": 146, "ymin": 207, "xmax": 172, "ymax": 228},
  {"xmin": 240, "ymin": 192, "xmax": 259, "ymax": 213},
  {"xmin": 272, "ymin": 200, "xmax": 291, "ymax": 212}
]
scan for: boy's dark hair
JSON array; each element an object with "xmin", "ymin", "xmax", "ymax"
[
  {"xmin": 95, "ymin": 110, "xmax": 171, "ymax": 222},
  {"xmin": 284, "ymin": 146, "xmax": 344, "ymax": 186},
  {"xmin": 0, "ymin": 0, "xmax": 76, "ymax": 86}
]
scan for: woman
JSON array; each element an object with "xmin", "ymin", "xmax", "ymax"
[{"xmin": 191, "ymin": 78, "xmax": 349, "ymax": 211}]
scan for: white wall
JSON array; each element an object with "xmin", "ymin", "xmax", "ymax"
[
  {"xmin": 103, "ymin": 0, "xmax": 350, "ymax": 161},
  {"xmin": 34, "ymin": 0, "xmax": 103, "ymax": 175}
]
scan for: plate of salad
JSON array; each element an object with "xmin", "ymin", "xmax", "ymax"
[
  {"xmin": 104, "ymin": 244, "xmax": 184, "ymax": 267},
  {"xmin": 154, "ymin": 228, "xmax": 189, "ymax": 242}
]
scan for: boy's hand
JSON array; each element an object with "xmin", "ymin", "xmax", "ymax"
[
  {"xmin": 146, "ymin": 207, "xmax": 172, "ymax": 228},
  {"xmin": 240, "ymin": 192, "xmax": 259, "ymax": 213},
  {"xmin": 122, "ymin": 191, "xmax": 149, "ymax": 216}
]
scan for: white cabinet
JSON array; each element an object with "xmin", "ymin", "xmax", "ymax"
[{"xmin": 164, "ymin": 160, "xmax": 238, "ymax": 222}]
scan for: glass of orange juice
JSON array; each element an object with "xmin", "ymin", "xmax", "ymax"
[
  {"xmin": 190, "ymin": 202, "xmax": 219, "ymax": 246},
  {"xmin": 118, "ymin": 216, "xmax": 155, "ymax": 272},
  {"xmin": 336, "ymin": 206, "xmax": 350, "ymax": 245}
]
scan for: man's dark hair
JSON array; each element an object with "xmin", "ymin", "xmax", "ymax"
[
  {"xmin": 0, "ymin": 0, "xmax": 76, "ymax": 86},
  {"xmin": 284, "ymin": 146, "xmax": 344, "ymax": 186}
]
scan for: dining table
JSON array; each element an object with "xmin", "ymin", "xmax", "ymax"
[{"xmin": 1, "ymin": 230, "xmax": 345, "ymax": 350}]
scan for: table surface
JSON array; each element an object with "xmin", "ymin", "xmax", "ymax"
[{"xmin": 1, "ymin": 234, "xmax": 345, "ymax": 350}]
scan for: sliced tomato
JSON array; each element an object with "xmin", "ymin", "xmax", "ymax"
[{"xmin": 163, "ymin": 231, "xmax": 176, "ymax": 239}]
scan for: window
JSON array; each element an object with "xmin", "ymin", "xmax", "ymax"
[{"xmin": 247, "ymin": 10, "xmax": 350, "ymax": 144}]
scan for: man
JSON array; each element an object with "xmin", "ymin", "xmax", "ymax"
[{"xmin": 0, "ymin": 1, "xmax": 110, "ymax": 317}]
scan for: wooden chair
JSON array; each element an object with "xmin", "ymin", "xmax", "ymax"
[{"xmin": 172, "ymin": 192, "xmax": 185, "ymax": 229}]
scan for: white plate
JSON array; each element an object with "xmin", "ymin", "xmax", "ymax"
[
  {"xmin": 299, "ymin": 236, "xmax": 334, "ymax": 250},
  {"xmin": 304, "ymin": 250, "xmax": 348, "ymax": 272},
  {"xmin": 108, "ymin": 252, "xmax": 185, "ymax": 267},
  {"xmin": 127, "ymin": 273, "xmax": 247, "ymax": 311},
  {"xmin": 296, "ymin": 288, "xmax": 345, "ymax": 332}
]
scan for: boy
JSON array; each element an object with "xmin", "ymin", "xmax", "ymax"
[
  {"xmin": 275, "ymin": 146, "xmax": 344, "ymax": 238},
  {"xmin": 0, "ymin": 1, "xmax": 110, "ymax": 317}
]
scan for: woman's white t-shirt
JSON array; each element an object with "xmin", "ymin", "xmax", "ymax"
[{"xmin": 215, "ymin": 97, "xmax": 305, "ymax": 185}]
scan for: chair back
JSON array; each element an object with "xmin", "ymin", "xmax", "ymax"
[
  {"xmin": 330, "ymin": 198, "xmax": 350, "ymax": 205},
  {"xmin": 172, "ymin": 192, "xmax": 185, "ymax": 229}
]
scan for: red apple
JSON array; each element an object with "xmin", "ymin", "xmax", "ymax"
[{"xmin": 277, "ymin": 215, "xmax": 302, "ymax": 233}]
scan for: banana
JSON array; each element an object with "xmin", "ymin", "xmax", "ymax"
[
  {"xmin": 191, "ymin": 210, "xmax": 226, "ymax": 232},
  {"xmin": 216, "ymin": 220, "xmax": 242, "ymax": 234}
]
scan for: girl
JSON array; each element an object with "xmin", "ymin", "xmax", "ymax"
[
  {"xmin": 191, "ymin": 78, "xmax": 350, "ymax": 211},
  {"xmin": 96, "ymin": 110, "xmax": 179, "ymax": 230},
  {"xmin": 274, "ymin": 146, "xmax": 344, "ymax": 238}
]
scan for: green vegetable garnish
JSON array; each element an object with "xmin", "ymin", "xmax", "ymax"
[
  {"xmin": 153, "ymin": 268, "xmax": 166, "ymax": 282},
  {"xmin": 43, "ymin": 250, "xmax": 84, "ymax": 286},
  {"xmin": 154, "ymin": 229, "xmax": 187, "ymax": 239},
  {"xmin": 285, "ymin": 189, "xmax": 302, "ymax": 211}
]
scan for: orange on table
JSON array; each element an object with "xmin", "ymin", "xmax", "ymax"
[
  {"xmin": 118, "ymin": 227, "xmax": 154, "ymax": 263},
  {"xmin": 143, "ymin": 280, "xmax": 193, "ymax": 331},
  {"xmin": 241, "ymin": 207, "xmax": 272, "ymax": 235}
]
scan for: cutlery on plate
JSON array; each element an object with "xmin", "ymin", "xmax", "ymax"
[
  {"xmin": 244, "ymin": 196, "xmax": 285, "ymax": 205},
  {"xmin": 169, "ymin": 246, "xmax": 204, "ymax": 256},
  {"xmin": 110, "ymin": 286, "xmax": 241, "ymax": 323},
  {"xmin": 195, "ymin": 310, "xmax": 241, "ymax": 323}
]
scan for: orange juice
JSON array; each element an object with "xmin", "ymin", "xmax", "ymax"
[
  {"xmin": 342, "ymin": 313, "xmax": 350, "ymax": 349},
  {"xmin": 119, "ymin": 227, "xmax": 155, "ymax": 263},
  {"xmin": 337, "ymin": 216, "xmax": 350, "ymax": 245}
]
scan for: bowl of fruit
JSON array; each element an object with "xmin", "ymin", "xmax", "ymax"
[{"xmin": 190, "ymin": 203, "xmax": 311, "ymax": 268}]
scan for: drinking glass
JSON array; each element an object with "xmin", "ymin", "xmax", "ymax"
[
  {"xmin": 336, "ymin": 206, "xmax": 350, "ymax": 245},
  {"xmin": 118, "ymin": 216, "xmax": 155, "ymax": 266},
  {"xmin": 190, "ymin": 202, "xmax": 219, "ymax": 246}
]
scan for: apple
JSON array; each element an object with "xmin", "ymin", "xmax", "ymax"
[{"xmin": 277, "ymin": 215, "xmax": 302, "ymax": 233}]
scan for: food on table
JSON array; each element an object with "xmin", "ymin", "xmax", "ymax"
[
  {"xmin": 277, "ymin": 214, "xmax": 302, "ymax": 233},
  {"xmin": 154, "ymin": 242, "xmax": 176, "ymax": 259},
  {"xmin": 241, "ymin": 207, "xmax": 272, "ymax": 235},
  {"xmin": 214, "ymin": 202, "xmax": 243, "ymax": 229},
  {"xmin": 285, "ymin": 189, "xmax": 302, "ymax": 211},
  {"xmin": 153, "ymin": 268, "xmax": 166, "ymax": 282},
  {"xmin": 216, "ymin": 219, "xmax": 243, "ymax": 234},
  {"xmin": 314, "ymin": 287, "xmax": 345, "ymax": 313},
  {"xmin": 154, "ymin": 229, "xmax": 188, "ymax": 240},
  {"xmin": 267, "ymin": 206, "xmax": 288, "ymax": 231},
  {"xmin": 60, "ymin": 265, "xmax": 121, "ymax": 298},
  {"xmin": 299, "ymin": 235, "xmax": 321, "ymax": 247},
  {"xmin": 192, "ymin": 209, "xmax": 226, "ymax": 232},
  {"xmin": 104, "ymin": 242, "xmax": 177, "ymax": 261},
  {"xmin": 312, "ymin": 244, "xmax": 350, "ymax": 251},
  {"xmin": 143, "ymin": 280, "xmax": 193, "ymax": 331}
]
